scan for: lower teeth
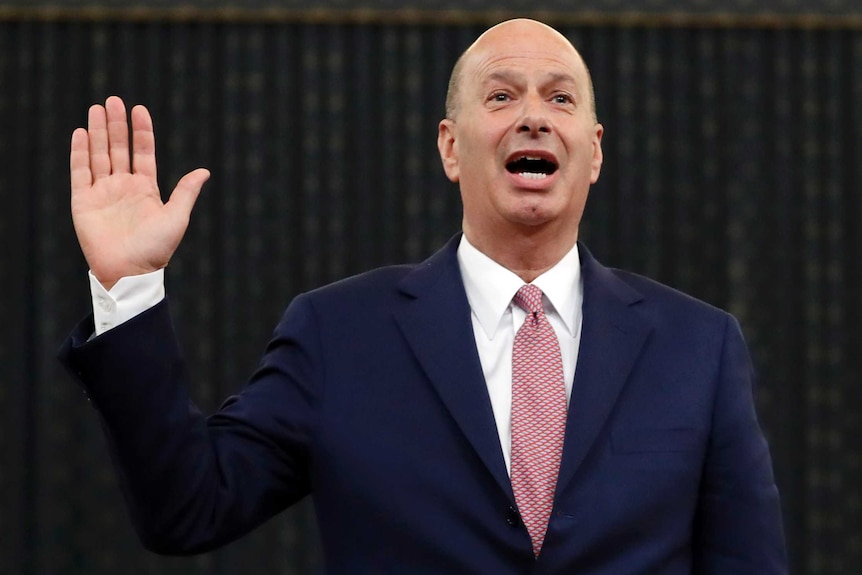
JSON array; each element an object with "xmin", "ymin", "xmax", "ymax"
[{"xmin": 519, "ymin": 172, "xmax": 548, "ymax": 180}]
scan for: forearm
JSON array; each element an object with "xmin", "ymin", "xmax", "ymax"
[{"xmin": 59, "ymin": 300, "xmax": 312, "ymax": 554}]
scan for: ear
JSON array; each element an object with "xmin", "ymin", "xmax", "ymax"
[
  {"xmin": 589, "ymin": 123, "xmax": 604, "ymax": 184},
  {"xmin": 437, "ymin": 119, "xmax": 460, "ymax": 183}
]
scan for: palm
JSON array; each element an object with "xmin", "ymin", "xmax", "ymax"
[
  {"xmin": 70, "ymin": 97, "xmax": 209, "ymax": 289},
  {"xmin": 73, "ymin": 171, "xmax": 178, "ymax": 281}
]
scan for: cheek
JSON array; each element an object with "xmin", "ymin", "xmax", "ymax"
[
  {"xmin": 455, "ymin": 142, "xmax": 491, "ymax": 180},
  {"xmin": 567, "ymin": 136, "xmax": 599, "ymax": 168}
]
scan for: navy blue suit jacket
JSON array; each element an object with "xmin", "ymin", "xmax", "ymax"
[{"xmin": 60, "ymin": 236, "xmax": 787, "ymax": 573}]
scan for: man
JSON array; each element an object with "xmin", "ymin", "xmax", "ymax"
[{"xmin": 60, "ymin": 18, "xmax": 788, "ymax": 573}]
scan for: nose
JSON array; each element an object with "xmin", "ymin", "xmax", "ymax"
[{"xmin": 516, "ymin": 95, "xmax": 551, "ymax": 136}]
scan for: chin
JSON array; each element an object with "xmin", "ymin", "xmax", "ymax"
[{"xmin": 505, "ymin": 208, "xmax": 557, "ymax": 229}]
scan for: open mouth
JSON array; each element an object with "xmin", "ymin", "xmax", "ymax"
[{"xmin": 505, "ymin": 156, "xmax": 558, "ymax": 179}]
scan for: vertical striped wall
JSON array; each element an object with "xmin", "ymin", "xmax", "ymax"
[{"xmin": 0, "ymin": 17, "xmax": 859, "ymax": 575}]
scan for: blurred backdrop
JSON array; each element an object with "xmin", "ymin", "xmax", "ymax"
[{"xmin": 0, "ymin": 1, "xmax": 860, "ymax": 574}]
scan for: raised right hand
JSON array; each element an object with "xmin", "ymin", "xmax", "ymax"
[{"xmin": 70, "ymin": 96, "xmax": 210, "ymax": 290}]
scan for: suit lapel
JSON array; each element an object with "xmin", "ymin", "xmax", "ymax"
[
  {"xmin": 555, "ymin": 244, "xmax": 653, "ymax": 493},
  {"xmin": 393, "ymin": 236, "xmax": 515, "ymax": 502},
  {"xmin": 391, "ymin": 238, "xmax": 654, "ymax": 504}
]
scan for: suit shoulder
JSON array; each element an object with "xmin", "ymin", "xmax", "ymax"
[
  {"xmin": 607, "ymin": 267, "xmax": 732, "ymax": 327},
  {"xmin": 291, "ymin": 264, "xmax": 418, "ymax": 314}
]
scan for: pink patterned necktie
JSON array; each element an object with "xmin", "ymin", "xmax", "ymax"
[{"xmin": 510, "ymin": 284, "xmax": 567, "ymax": 557}]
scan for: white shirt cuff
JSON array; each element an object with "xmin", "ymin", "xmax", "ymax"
[{"xmin": 89, "ymin": 269, "xmax": 166, "ymax": 336}]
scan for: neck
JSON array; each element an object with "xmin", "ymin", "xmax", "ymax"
[{"xmin": 463, "ymin": 224, "xmax": 578, "ymax": 283}]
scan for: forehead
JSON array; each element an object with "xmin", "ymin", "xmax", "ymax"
[
  {"xmin": 461, "ymin": 30, "xmax": 585, "ymax": 91},
  {"xmin": 473, "ymin": 54, "xmax": 580, "ymax": 87}
]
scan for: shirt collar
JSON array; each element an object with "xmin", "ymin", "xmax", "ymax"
[{"xmin": 457, "ymin": 234, "xmax": 582, "ymax": 340}]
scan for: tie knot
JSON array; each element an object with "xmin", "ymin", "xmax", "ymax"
[{"xmin": 513, "ymin": 284, "xmax": 544, "ymax": 315}]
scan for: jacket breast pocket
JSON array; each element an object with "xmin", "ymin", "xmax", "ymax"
[{"xmin": 611, "ymin": 427, "xmax": 702, "ymax": 454}]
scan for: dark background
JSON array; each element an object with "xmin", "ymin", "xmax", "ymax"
[{"xmin": 0, "ymin": 2, "xmax": 860, "ymax": 574}]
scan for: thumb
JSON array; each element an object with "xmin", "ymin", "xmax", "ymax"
[{"xmin": 166, "ymin": 168, "xmax": 210, "ymax": 218}]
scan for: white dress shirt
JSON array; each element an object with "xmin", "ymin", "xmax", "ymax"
[
  {"xmin": 90, "ymin": 237, "xmax": 584, "ymax": 474},
  {"xmin": 456, "ymin": 235, "xmax": 583, "ymax": 474},
  {"xmin": 89, "ymin": 269, "xmax": 165, "ymax": 336}
]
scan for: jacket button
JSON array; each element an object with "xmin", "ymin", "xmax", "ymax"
[{"xmin": 506, "ymin": 506, "xmax": 521, "ymax": 526}]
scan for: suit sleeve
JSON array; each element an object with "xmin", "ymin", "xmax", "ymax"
[
  {"xmin": 58, "ymin": 295, "xmax": 322, "ymax": 555},
  {"xmin": 692, "ymin": 314, "xmax": 788, "ymax": 573}
]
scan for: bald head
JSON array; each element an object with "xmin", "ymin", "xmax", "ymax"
[{"xmin": 445, "ymin": 19, "xmax": 597, "ymax": 122}]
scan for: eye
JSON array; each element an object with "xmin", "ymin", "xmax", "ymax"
[
  {"xmin": 552, "ymin": 93, "xmax": 574, "ymax": 105},
  {"xmin": 489, "ymin": 92, "xmax": 511, "ymax": 102}
]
